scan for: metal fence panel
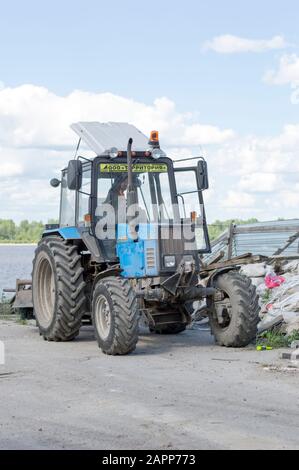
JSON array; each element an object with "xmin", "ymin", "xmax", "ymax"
[{"xmin": 204, "ymin": 219, "xmax": 299, "ymax": 263}]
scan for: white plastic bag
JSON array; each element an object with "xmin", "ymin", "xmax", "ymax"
[
  {"xmin": 250, "ymin": 277, "xmax": 265, "ymax": 287},
  {"xmin": 240, "ymin": 263, "xmax": 268, "ymax": 278},
  {"xmin": 282, "ymin": 260, "xmax": 299, "ymax": 275}
]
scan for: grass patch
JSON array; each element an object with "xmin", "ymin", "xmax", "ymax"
[
  {"xmin": 257, "ymin": 329, "xmax": 299, "ymax": 349},
  {"xmin": 261, "ymin": 289, "xmax": 271, "ymax": 303},
  {"xmin": 0, "ymin": 300, "xmax": 13, "ymax": 317},
  {"xmin": 287, "ymin": 329, "xmax": 299, "ymax": 343},
  {"xmin": 16, "ymin": 318, "xmax": 28, "ymax": 325},
  {"xmin": 0, "ymin": 296, "xmax": 21, "ymax": 322}
]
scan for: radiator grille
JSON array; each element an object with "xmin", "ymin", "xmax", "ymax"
[{"xmin": 146, "ymin": 247, "xmax": 156, "ymax": 269}]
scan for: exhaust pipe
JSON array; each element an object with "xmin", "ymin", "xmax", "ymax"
[{"xmin": 127, "ymin": 137, "xmax": 137, "ymax": 207}]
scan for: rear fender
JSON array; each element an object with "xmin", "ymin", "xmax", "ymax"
[
  {"xmin": 206, "ymin": 266, "xmax": 239, "ymax": 288},
  {"xmin": 42, "ymin": 226, "xmax": 81, "ymax": 241}
]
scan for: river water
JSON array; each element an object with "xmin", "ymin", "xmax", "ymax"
[{"xmin": 0, "ymin": 245, "xmax": 36, "ymax": 296}]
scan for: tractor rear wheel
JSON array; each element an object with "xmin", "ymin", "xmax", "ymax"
[
  {"xmin": 92, "ymin": 276, "xmax": 139, "ymax": 355},
  {"xmin": 32, "ymin": 236, "xmax": 86, "ymax": 341},
  {"xmin": 208, "ymin": 271, "xmax": 259, "ymax": 347}
]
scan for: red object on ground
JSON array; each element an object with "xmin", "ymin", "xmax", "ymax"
[{"xmin": 264, "ymin": 274, "xmax": 285, "ymax": 289}]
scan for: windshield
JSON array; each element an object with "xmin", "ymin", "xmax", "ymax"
[{"xmin": 97, "ymin": 162, "xmax": 174, "ymax": 222}]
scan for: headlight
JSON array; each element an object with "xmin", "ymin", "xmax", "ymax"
[
  {"xmin": 108, "ymin": 147, "xmax": 118, "ymax": 159},
  {"xmin": 164, "ymin": 255, "xmax": 176, "ymax": 268},
  {"xmin": 151, "ymin": 148, "xmax": 166, "ymax": 159}
]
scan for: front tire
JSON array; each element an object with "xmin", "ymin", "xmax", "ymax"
[
  {"xmin": 208, "ymin": 271, "xmax": 259, "ymax": 347},
  {"xmin": 92, "ymin": 276, "xmax": 139, "ymax": 355},
  {"xmin": 32, "ymin": 236, "xmax": 86, "ymax": 341}
]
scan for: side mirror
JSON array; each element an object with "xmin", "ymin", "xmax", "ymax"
[
  {"xmin": 67, "ymin": 160, "xmax": 82, "ymax": 190},
  {"xmin": 50, "ymin": 178, "xmax": 61, "ymax": 188},
  {"xmin": 197, "ymin": 160, "xmax": 209, "ymax": 190}
]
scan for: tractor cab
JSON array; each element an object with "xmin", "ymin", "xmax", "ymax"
[{"xmin": 48, "ymin": 122, "xmax": 210, "ymax": 280}]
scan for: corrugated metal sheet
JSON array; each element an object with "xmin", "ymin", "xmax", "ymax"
[
  {"xmin": 204, "ymin": 231, "xmax": 228, "ymax": 264},
  {"xmin": 204, "ymin": 219, "xmax": 299, "ymax": 263}
]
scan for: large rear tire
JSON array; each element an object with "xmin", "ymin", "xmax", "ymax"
[
  {"xmin": 208, "ymin": 271, "xmax": 259, "ymax": 347},
  {"xmin": 32, "ymin": 236, "xmax": 86, "ymax": 341},
  {"xmin": 92, "ymin": 276, "xmax": 139, "ymax": 355}
]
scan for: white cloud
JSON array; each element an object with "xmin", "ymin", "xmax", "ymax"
[
  {"xmin": 0, "ymin": 83, "xmax": 299, "ymax": 223},
  {"xmin": 0, "ymin": 178, "xmax": 59, "ymax": 221},
  {"xmin": 222, "ymin": 190, "xmax": 256, "ymax": 209},
  {"xmin": 238, "ymin": 173, "xmax": 280, "ymax": 193},
  {"xmin": 264, "ymin": 123, "xmax": 299, "ymax": 149},
  {"xmin": 207, "ymin": 125, "xmax": 299, "ymax": 219},
  {"xmin": 0, "ymin": 83, "xmax": 235, "ymax": 222},
  {"xmin": 0, "ymin": 85, "xmax": 234, "ymax": 150},
  {"xmin": 0, "ymin": 160, "xmax": 23, "ymax": 177},
  {"xmin": 180, "ymin": 124, "xmax": 235, "ymax": 145},
  {"xmin": 203, "ymin": 34, "xmax": 288, "ymax": 54},
  {"xmin": 264, "ymin": 54, "xmax": 299, "ymax": 86},
  {"xmin": 213, "ymin": 124, "xmax": 299, "ymax": 177},
  {"xmin": 279, "ymin": 190, "xmax": 299, "ymax": 208}
]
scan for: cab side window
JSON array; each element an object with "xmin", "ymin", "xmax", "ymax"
[
  {"xmin": 77, "ymin": 163, "xmax": 92, "ymax": 226},
  {"xmin": 60, "ymin": 170, "xmax": 76, "ymax": 227},
  {"xmin": 175, "ymin": 169, "xmax": 199, "ymax": 218}
]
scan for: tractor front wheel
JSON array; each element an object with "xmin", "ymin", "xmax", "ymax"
[{"xmin": 92, "ymin": 277, "xmax": 139, "ymax": 355}]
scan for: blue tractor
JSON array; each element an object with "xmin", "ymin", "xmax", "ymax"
[{"xmin": 32, "ymin": 122, "xmax": 259, "ymax": 355}]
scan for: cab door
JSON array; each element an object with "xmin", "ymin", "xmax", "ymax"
[
  {"xmin": 174, "ymin": 166, "xmax": 210, "ymax": 253},
  {"xmin": 60, "ymin": 170, "xmax": 76, "ymax": 227}
]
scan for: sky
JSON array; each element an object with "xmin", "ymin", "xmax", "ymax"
[{"xmin": 0, "ymin": 0, "xmax": 299, "ymax": 223}]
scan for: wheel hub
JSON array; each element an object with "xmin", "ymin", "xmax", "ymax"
[
  {"xmin": 214, "ymin": 295, "xmax": 232, "ymax": 328},
  {"xmin": 94, "ymin": 295, "xmax": 111, "ymax": 340},
  {"xmin": 34, "ymin": 254, "xmax": 55, "ymax": 328}
]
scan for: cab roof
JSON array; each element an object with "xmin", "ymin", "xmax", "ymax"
[{"xmin": 71, "ymin": 122, "xmax": 149, "ymax": 155}]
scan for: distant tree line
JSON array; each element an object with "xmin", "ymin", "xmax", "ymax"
[
  {"xmin": 0, "ymin": 217, "xmax": 260, "ymax": 243},
  {"xmin": 0, "ymin": 219, "xmax": 58, "ymax": 243},
  {"xmin": 0, "ymin": 217, "xmax": 281, "ymax": 243}
]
